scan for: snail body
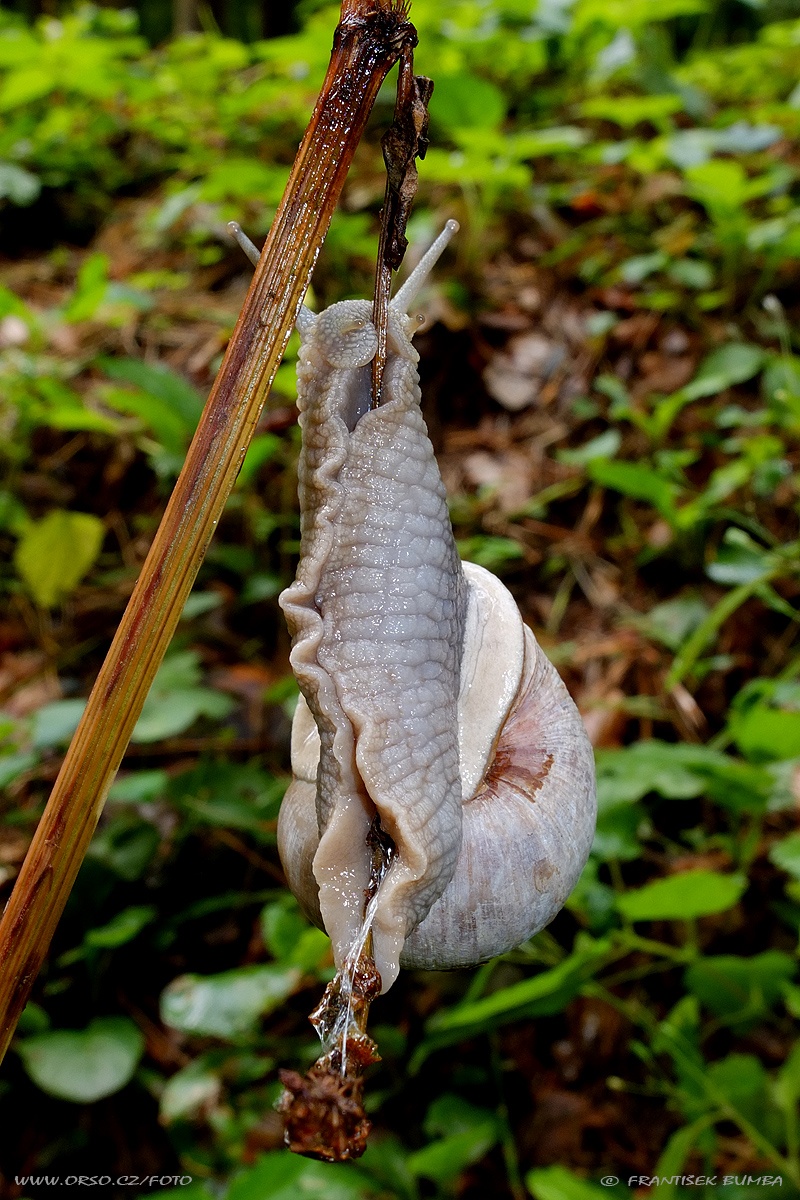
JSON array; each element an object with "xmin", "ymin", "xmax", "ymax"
[{"xmin": 278, "ymin": 223, "xmax": 596, "ymax": 992}]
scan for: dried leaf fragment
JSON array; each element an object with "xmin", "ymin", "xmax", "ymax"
[{"xmin": 278, "ymin": 951, "xmax": 381, "ymax": 1162}]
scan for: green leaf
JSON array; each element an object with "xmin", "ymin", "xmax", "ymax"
[
  {"xmin": 14, "ymin": 509, "xmax": 105, "ymax": 608},
  {"xmin": 0, "ymin": 65, "xmax": 53, "ymax": 110},
  {"xmin": 775, "ymin": 1041, "xmax": 800, "ymax": 1116},
  {"xmin": 558, "ymin": 429, "xmax": 621, "ymax": 465},
  {"xmin": 426, "ymin": 936, "xmax": 611, "ymax": 1035},
  {"xmin": 509, "ymin": 126, "xmax": 587, "ymax": 157},
  {"xmin": 87, "ymin": 815, "xmax": 160, "ymax": 881},
  {"xmin": 594, "ymin": 373, "xmax": 631, "ymax": 410},
  {"xmin": 160, "ymin": 965, "xmax": 301, "ymax": 1038},
  {"xmin": 108, "ymin": 769, "xmax": 169, "ymax": 804},
  {"xmin": 146, "ymin": 1186, "xmax": 215, "ymax": 1200},
  {"xmin": 237, "ymin": 433, "xmax": 282, "ymax": 488},
  {"xmin": 456, "ymin": 535, "xmax": 524, "ymax": 571},
  {"xmin": 0, "ymin": 751, "xmax": 37, "ymax": 789},
  {"xmin": 17, "ymin": 1017, "xmax": 144, "ymax": 1103},
  {"xmin": 285, "ymin": 928, "xmax": 331, "ymax": 973},
  {"xmin": 707, "ymin": 529, "xmax": 775, "ymax": 585},
  {"xmin": 617, "ymin": 870, "xmax": 747, "ymax": 921},
  {"xmin": 0, "ymin": 488, "xmax": 28, "ymax": 536},
  {"xmin": 587, "ymin": 459, "xmax": 678, "ymax": 519},
  {"xmin": 618, "ymin": 252, "xmax": 667, "ymax": 284},
  {"xmin": 101, "ymin": 385, "xmax": 190, "ymax": 454},
  {"xmin": 564, "ymin": 859, "xmax": 617, "ymax": 932},
  {"xmin": 689, "ymin": 757, "xmax": 772, "ymax": 814},
  {"xmin": 63, "ymin": 253, "xmax": 110, "ymax": 323},
  {"xmin": 171, "ymin": 759, "xmax": 285, "ymax": 835},
  {"xmin": 84, "ymin": 905, "xmax": 157, "ymax": 950},
  {"xmin": 227, "ymin": 1152, "xmax": 371, "ymax": 1200},
  {"xmin": 30, "ymin": 698, "xmax": 86, "ymax": 749},
  {"xmin": 575, "ymin": 0, "xmax": 707, "ymax": 29},
  {"xmin": 596, "ymin": 741, "xmax": 706, "ymax": 808},
  {"xmin": 0, "ymin": 160, "xmax": 40, "ymax": 205},
  {"xmin": 526, "ymin": 1165, "xmax": 612, "ymax": 1200},
  {"xmin": 595, "ymin": 741, "xmax": 769, "ymax": 815},
  {"xmin": 99, "ymin": 357, "xmax": 203, "ymax": 428},
  {"xmin": 260, "ymin": 896, "xmax": 307, "ymax": 960},
  {"xmin": 200, "ymin": 157, "xmax": 286, "ymax": 205},
  {"xmin": 133, "ymin": 687, "xmax": 232, "ymax": 741},
  {"xmin": 160, "ymin": 1059, "xmax": 221, "ymax": 1124},
  {"xmin": 707, "ymin": 1053, "xmax": 768, "ymax": 1115},
  {"xmin": 423, "ymin": 1093, "xmax": 490, "ymax": 1138},
  {"xmin": 580, "ymin": 94, "xmax": 684, "ymax": 128},
  {"xmin": 666, "ymin": 582, "xmax": 767, "ymax": 690},
  {"xmin": 769, "ymin": 832, "xmax": 800, "ymax": 881},
  {"xmin": 132, "ymin": 650, "xmax": 234, "ymax": 742},
  {"xmin": 653, "ymin": 1116, "xmax": 718, "ymax": 1192},
  {"xmin": 668, "ymin": 258, "xmax": 714, "ymax": 290},
  {"xmin": 593, "ymin": 803, "xmax": 645, "ymax": 861},
  {"xmin": 754, "ymin": 580, "xmax": 800, "ymax": 623},
  {"xmin": 429, "ymin": 73, "xmax": 506, "ymax": 130},
  {"xmin": 227, "ymin": 1156, "xmax": 307, "ymax": 1200},
  {"xmin": 684, "ymin": 160, "xmax": 750, "ymax": 213},
  {"xmin": 17, "ymin": 1002, "xmax": 50, "ymax": 1036},
  {"xmin": 654, "ymin": 995, "xmax": 705, "ymax": 1111},
  {"xmin": 682, "ymin": 344, "xmax": 764, "ymax": 402},
  {"xmin": 784, "ymin": 985, "xmax": 800, "ymax": 1021},
  {"xmin": 685, "ymin": 952, "xmax": 797, "ymax": 1020},
  {"xmin": 28, "ymin": 379, "xmax": 118, "ymax": 436},
  {"xmin": 732, "ymin": 707, "xmax": 800, "ymax": 763},
  {"xmin": 409, "ymin": 1122, "xmax": 499, "ymax": 1184},
  {"xmin": 241, "ymin": 573, "xmax": 282, "ymax": 605},
  {"xmin": 727, "ymin": 678, "xmax": 800, "ymax": 763},
  {"xmin": 647, "ymin": 345, "xmax": 765, "ymax": 444},
  {"xmin": 181, "ymin": 591, "xmax": 224, "ymax": 620},
  {"xmin": 377, "ymin": 1093, "xmax": 485, "ymax": 1182},
  {"xmin": 632, "ymin": 597, "xmax": 711, "ymax": 651},
  {"xmin": 260, "ymin": 896, "xmax": 330, "ymax": 971}
]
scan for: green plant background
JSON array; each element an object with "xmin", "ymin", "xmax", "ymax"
[{"xmin": 2, "ymin": 0, "xmax": 800, "ymax": 1197}]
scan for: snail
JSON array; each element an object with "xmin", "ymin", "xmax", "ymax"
[{"xmin": 274, "ymin": 220, "xmax": 597, "ymax": 994}]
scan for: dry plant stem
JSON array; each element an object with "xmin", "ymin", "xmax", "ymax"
[
  {"xmin": 370, "ymin": 211, "xmax": 395, "ymax": 406},
  {"xmin": 0, "ymin": 0, "xmax": 415, "ymax": 1063},
  {"xmin": 370, "ymin": 46, "xmax": 432, "ymax": 405}
]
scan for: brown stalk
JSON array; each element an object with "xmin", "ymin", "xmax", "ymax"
[
  {"xmin": 371, "ymin": 46, "xmax": 433, "ymax": 405},
  {"xmin": 0, "ymin": 0, "xmax": 416, "ymax": 1062}
]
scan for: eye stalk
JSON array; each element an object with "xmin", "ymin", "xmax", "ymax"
[{"xmin": 391, "ymin": 219, "xmax": 459, "ymax": 314}]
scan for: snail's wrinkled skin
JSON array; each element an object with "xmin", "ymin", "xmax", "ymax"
[{"xmin": 278, "ymin": 224, "xmax": 596, "ymax": 991}]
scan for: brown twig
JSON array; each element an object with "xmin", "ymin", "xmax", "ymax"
[
  {"xmin": 0, "ymin": 0, "xmax": 416, "ymax": 1063},
  {"xmin": 371, "ymin": 46, "xmax": 433, "ymax": 405}
]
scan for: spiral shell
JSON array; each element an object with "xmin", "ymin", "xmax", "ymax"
[{"xmin": 280, "ymin": 562, "xmax": 596, "ymax": 972}]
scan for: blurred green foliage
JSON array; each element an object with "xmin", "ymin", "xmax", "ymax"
[{"xmin": 2, "ymin": 0, "xmax": 800, "ymax": 1196}]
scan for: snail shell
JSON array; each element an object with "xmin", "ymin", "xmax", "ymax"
[{"xmin": 278, "ymin": 223, "xmax": 596, "ymax": 992}]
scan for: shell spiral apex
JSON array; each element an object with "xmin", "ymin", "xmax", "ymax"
[{"xmin": 278, "ymin": 224, "xmax": 596, "ymax": 993}]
